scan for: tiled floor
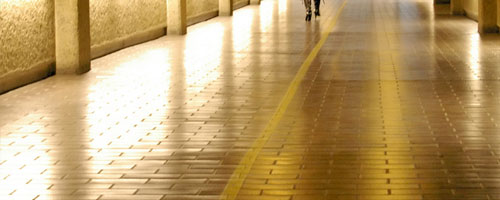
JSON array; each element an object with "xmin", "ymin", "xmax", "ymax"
[{"xmin": 3, "ymin": 0, "xmax": 500, "ymax": 199}]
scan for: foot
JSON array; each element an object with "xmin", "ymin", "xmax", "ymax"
[
  {"xmin": 305, "ymin": 11, "xmax": 312, "ymax": 21},
  {"xmin": 315, "ymin": 10, "xmax": 320, "ymax": 17}
]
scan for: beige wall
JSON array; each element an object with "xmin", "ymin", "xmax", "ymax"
[
  {"xmin": 0, "ymin": 0, "xmax": 55, "ymax": 84},
  {"xmin": 464, "ymin": 0, "xmax": 479, "ymax": 21},
  {"xmin": 89, "ymin": 0, "xmax": 167, "ymax": 58}
]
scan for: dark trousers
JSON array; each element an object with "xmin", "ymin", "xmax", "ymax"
[{"xmin": 304, "ymin": 0, "xmax": 321, "ymax": 12}]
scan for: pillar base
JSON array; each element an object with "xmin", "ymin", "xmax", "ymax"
[
  {"xmin": 167, "ymin": 29, "xmax": 187, "ymax": 35},
  {"xmin": 478, "ymin": 0, "xmax": 498, "ymax": 34},
  {"xmin": 478, "ymin": 27, "xmax": 499, "ymax": 34}
]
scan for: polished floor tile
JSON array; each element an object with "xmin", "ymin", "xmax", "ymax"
[{"xmin": 3, "ymin": 0, "xmax": 500, "ymax": 199}]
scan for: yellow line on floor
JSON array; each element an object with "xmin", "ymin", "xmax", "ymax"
[{"xmin": 220, "ymin": 1, "xmax": 348, "ymax": 199}]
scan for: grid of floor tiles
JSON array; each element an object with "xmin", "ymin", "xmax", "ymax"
[{"xmin": 3, "ymin": 0, "xmax": 500, "ymax": 199}]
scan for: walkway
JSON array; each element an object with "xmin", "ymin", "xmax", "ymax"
[{"xmin": 2, "ymin": 0, "xmax": 500, "ymax": 199}]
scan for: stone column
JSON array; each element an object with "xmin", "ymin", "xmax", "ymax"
[
  {"xmin": 167, "ymin": 0, "xmax": 187, "ymax": 35},
  {"xmin": 478, "ymin": 0, "xmax": 498, "ymax": 33},
  {"xmin": 54, "ymin": 0, "xmax": 91, "ymax": 74},
  {"xmin": 450, "ymin": 0, "xmax": 464, "ymax": 15},
  {"xmin": 250, "ymin": 0, "xmax": 261, "ymax": 5},
  {"xmin": 220, "ymin": 0, "xmax": 234, "ymax": 16}
]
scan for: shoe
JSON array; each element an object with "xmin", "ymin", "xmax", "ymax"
[
  {"xmin": 305, "ymin": 11, "xmax": 312, "ymax": 21},
  {"xmin": 315, "ymin": 10, "xmax": 320, "ymax": 18}
]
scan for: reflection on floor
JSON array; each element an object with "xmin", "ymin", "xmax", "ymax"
[{"xmin": 3, "ymin": 0, "xmax": 500, "ymax": 199}]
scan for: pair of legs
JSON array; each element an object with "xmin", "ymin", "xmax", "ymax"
[{"xmin": 304, "ymin": 0, "xmax": 321, "ymax": 21}]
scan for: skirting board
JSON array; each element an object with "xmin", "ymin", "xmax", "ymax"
[
  {"xmin": 234, "ymin": 1, "xmax": 250, "ymax": 10},
  {"xmin": 0, "ymin": 59, "xmax": 55, "ymax": 94},
  {"xmin": 466, "ymin": 11, "xmax": 479, "ymax": 21},
  {"xmin": 91, "ymin": 25, "xmax": 167, "ymax": 59},
  {"xmin": 434, "ymin": 0, "xmax": 450, "ymax": 4},
  {"xmin": 187, "ymin": 10, "xmax": 220, "ymax": 26}
]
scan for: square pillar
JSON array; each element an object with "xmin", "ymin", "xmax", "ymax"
[
  {"xmin": 219, "ymin": 0, "xmax": 234, "ymax": 16},
  {"xmin": 478, "ymin": 0, "xmax": 498, "ymax": 33},
  {"xmin": 450, "ymin": 0, "xmax": 464, "ymax": 15},
  {"xmin": 54, "ymin": 0, "xmax": 91, "ymax": 74},
  {"xmin": 167, "ymin": 0, "xmax": 187, "ymax": 35},
  {"xmin": 250, "ymin": 0, "xmax": 261, "ymax": 5}
]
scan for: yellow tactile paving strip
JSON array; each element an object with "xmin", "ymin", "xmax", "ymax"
[
  {"xmin": 221, "ymin": 0, "xmax": 348, "ymax": 198},
  {"xmin": 3, "ymin": 0, "xmax": 500, "ymax": 200}
]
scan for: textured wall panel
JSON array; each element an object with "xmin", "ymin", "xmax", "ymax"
[
  {"xmin": 0, "ymin": 0, "xmax": 55, "ymax": 76},
  {"xmin": 89, "ymin": 0, "xmax": 167, "ymax": 48},
  {"xmin": 187, "ymin": 0, "xmax": 218, "ymax": 19}
]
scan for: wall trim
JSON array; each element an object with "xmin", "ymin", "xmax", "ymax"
[
  {"xmin": 91, "ymin": 25, "xmax": 167, "ymax": 59},
  {"xmin": 187, "ymin": 10, "xmax": 219, "ymax": 26},
  {"xmin": 0, "ymin": 59, "xmax": 55, "ymax": 94},
  {"xmin": 466, "ymin": 11, "xmax": 479, "ymax": 21},
  {"xmin": 234, "ymin": 1, "xmax": 250, "ymax": 10},
  {"xmin": 434, "ymin": 0, "xmax": 450, "ymax": 4}
]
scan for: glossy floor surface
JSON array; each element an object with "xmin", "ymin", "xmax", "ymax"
[{"xmin": 3, "ymin": 0, "xmax": 500, "ymax": 199}]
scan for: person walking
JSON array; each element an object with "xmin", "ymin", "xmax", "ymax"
[{"xmin": 304, "ymin": 0, "xmax": 321, "ymax": 21}]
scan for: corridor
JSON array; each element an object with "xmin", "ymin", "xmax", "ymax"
[{"xmin": 3, "ymin": 0, "xmax": 500, "ymax": 199}]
